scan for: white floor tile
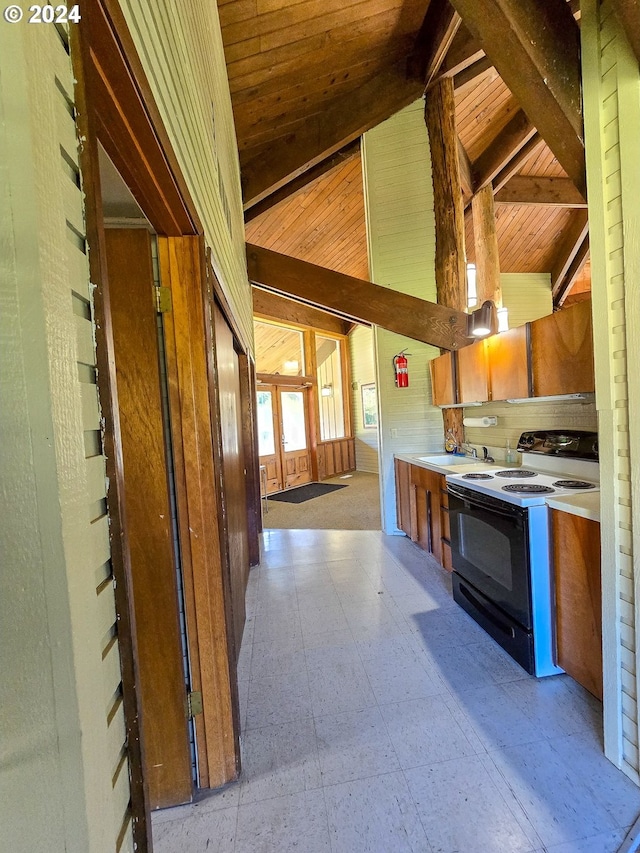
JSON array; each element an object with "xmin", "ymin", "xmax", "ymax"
[
  {"xmin": 324, "ymin": 771, "xmax": 430, "ymax": 852},
  {"xmin": 314, "ymin": 706, "xmax": 400, "ymax": 786},
  {"xmin": 245, "ymin": 670, "xmax": 312, "ymax": 730},
  {"xmin": 307, "ymin": 656, "xmax": 377, "ymax": 717},
  {"xmin": 405, "ymin": 755, "xmax": 537, "ymax": 853},
  {"xmin": 235, "ymin": 789, "xmax": 330, "ymax": 853},
  {"xmin": 152, "ymin": 804, "xmax": 237, "ymax": 853},
  {"xmin": 454, "ymin": 684, "xmax": 545, "ymax": 750}
]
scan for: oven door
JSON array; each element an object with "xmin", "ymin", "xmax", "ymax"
[{"xmin": 447, "ymin": 484, "xmax": 532, "ymax": 629}]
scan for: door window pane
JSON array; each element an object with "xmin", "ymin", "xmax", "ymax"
[
  {"xmin": 254, "ymin": 321, "xmax": 304, "ymax": 376},
  {"xmin": 316, "ymin": 336, "xmax": 345, "ymax": 440},
  {"xmin": 281, "ymin": 391, "xmax": 307, "ymax": 451},
  {"xmin": 256, "ymin": 390, "xmax": 276, "ymax": 456}
]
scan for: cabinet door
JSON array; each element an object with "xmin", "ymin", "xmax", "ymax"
[
  {"xmin": 530, "ymin": 299, "xmax": 594, "ymax": 396},
  {"xmin": 429, "ymin": 351, "xmax": 456, "ymax": 406},
  {"xmin": 410, "ymin": 466, "xmax": 444, "ymax": 564},
  {"xmin": 552, "ymin": 510, "xmax": 602, "ymax": 700},
  {"xmin": 395, "ymin": 459, "xmax": 413, "ymax": 536},
  {"xmin": 487, "ymin": 325, "xmax": 531, "ymax": 401},
  {"xmin": 457, "ymin": 339, "xmax": 489, "ymax": 404}
]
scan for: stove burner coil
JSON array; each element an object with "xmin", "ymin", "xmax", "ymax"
[
  {"xmin": 552, "ymin": 480, "xmax": 596, "ymax": 489},
  {"xmin": 495, "ymin": 469, "xmax": 537, "ymax": 478},
  {"xmin": 461, "ymin": 473, "xmax": 494, "ymax": 480},
  {"xmin": 502, "ymin": 484, "xmax": 555, "ymax": 494}
]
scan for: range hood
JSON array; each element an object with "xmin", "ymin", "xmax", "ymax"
[{"xmin": 506, "ymin": 393, "xmax": 595, "ymax": 404}]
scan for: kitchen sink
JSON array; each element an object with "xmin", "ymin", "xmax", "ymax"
[{"xmin": 416, "ymin": 455, "xmax": 475, "ymax": 466}]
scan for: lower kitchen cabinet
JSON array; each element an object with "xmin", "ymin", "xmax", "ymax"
[
  {"xmin": 551, "ymin": 509, "xmax": 603, "ymax": 700},
  {"xmin": 395, "ymin": 461, "xmax": 451, "ymax": 571}
]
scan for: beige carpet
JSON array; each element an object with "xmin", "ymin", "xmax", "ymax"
[{"xmin": 262, "ymin": 471, "xmax": 381, "ymax": 530}]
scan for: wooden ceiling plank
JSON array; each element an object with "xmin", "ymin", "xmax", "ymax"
[
  {"xmin": 244, "ymin": 141, "xmax": 360, "ymax": 222},
  {"xmin": 246, "ymin": 244, "xmax": 470, "ymax": 350},
  {"xmin": 408, "ymin": 0, "xmax": 462, "ymax": 86},
  {"xmin": 253, "ymin": 287, "xmax": 350, "ymax": 334},
  {"xmin": 472, "ymin": 109, "xmax": 537, "ymax": 190},
  {"xmin": 453, "ymin": 57, "xmax": 494, "ymax": 93},
  {"xmin": 495, "ymin": 176, "xmax": 587, "ymax": 207},
  {"xmin": 491, "ymin": 133, "xmax": 546, "ymax": 192},
  {"xmin": 610, "ymin": 0, "xmax": 640, "ymax": 64},
  {"xmin": 551, "ymin": 210, "xmax": 590, "ymax": 295},
  {"xmin": 241, "ymin": 60, "xmax": 425, "ymax": 208},
  {"xmin": 449, "ymin": 0, "xmax": 586, "ymax": 195}
]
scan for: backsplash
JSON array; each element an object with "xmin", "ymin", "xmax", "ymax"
[{"xmin": 463, "ymin": 399, "xmax": 598, "ymax": 462}]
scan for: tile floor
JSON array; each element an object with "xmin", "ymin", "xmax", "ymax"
[{"xmin": 152, "ymin": 529, "xmax": 639, "ymax": 852}]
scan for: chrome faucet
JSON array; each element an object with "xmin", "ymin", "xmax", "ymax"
[
  {"xmin": 482, "ymin": 446, "xmax": 495, "ymax": 463},
  {"xmin": 462, "ymin": 443, "xmax": 477, "ymax": 458}
]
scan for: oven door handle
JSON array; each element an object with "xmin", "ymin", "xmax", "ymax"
[{"xmin": 446, "ymin": 485, "xmax": 523, "ymax": 520}]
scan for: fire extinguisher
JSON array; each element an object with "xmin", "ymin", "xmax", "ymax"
[{"xmin": 393, "ymin": 351, "xmax": 409, "ymax": 388}]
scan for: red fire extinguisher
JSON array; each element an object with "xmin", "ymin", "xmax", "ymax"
[{"xmin": 393, "ymin": 351, "xmax": 409, "ymax": 388}]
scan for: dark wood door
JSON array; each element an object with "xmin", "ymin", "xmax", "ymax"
[
  {"xmin": 105, "ymin": 230, "xmax": 192, "ymax": 809},
  {"xmin": 214, "ymin": 304, "xmax": 250, "ymax": 655}
]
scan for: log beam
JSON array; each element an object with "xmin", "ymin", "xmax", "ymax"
[
  {"xmin": 471, "ymin": 185, "xmax": 501, "ymax": 306},
  {"xmin": 491, "ymin": 133, "xmax": 546, "ymax": 193},
  {"xmin": 246, "ymin": 245, "xmax": 470, "ymax": 351},
  {"xmin": 554, "ymin": 237, "xmax": 590, "ymax": 307},
  {"xmin": 424, "ymin": 77, "xmax": 468, "ymax": 311},
  {"xmin": 495, "ymin": 176, "xmax": 587, "ymax": 207},
  {"xmin": 244, "ymin": 141, "xmax": 360, "ymax": 223},
  {"xmin": 241, "ymin": 61, "xmax": 424, "ymax": 209},
  {"xmin": 439, "ymin": 23, "xmax": 484, "ymax": 77},
  {"xmin": 408, "ymin": 0, "xmax": 462, "ymax": 87},
  {"xmin": 449, "ymin": 0, "xmax": 586, "ymax": 195}
]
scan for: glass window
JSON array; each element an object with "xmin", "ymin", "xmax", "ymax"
[
  {"xmin": 316, "ymin": 335, "xmax": 345, "ymax": 440},
  {"xmin": 280, "ymin": 391, "xmax": 307, "ymax": 451},
  {"xmin": 254, "ymin": 320, "xmax": 304, "ymax": 376},
  {"xmin": 256, "ymin": 390, "xmax": 276, "ymax": 456}
]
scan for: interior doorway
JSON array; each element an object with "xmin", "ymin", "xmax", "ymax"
[{"xmin": 257, "ymin": 384, "xmax": 312, "ymax": 493}]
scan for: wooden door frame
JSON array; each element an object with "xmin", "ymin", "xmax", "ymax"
[
  {"xmin": 277, "ymin": 385, "xmax": 313, "ymax": 489},
  {"xmin": 257, "ymin": 384, "xmax": 285, "ymax": 494},
  {"xmin": 72, "ymin": 1, "xmax": 253, "ymax": 840}
]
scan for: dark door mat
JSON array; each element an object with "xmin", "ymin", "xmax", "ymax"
[{"xmin": 269, "ymin": 482, "xmax": 348, "ymax": 504}]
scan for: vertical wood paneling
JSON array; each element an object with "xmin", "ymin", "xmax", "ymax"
[
  {"xmin": 582, "ymin": 0, "xmax": 640, "ymax": 784},
  {"xmin": 363, "ymin": 101, "xmax": 443, "ymax": 533},
  {"xmin": 349, "ymin": 326, "xmax": 379, "ymax": 473},
  {"xmin": 118, "ymin": 0, "xmax": 253, "ymax": 352}
]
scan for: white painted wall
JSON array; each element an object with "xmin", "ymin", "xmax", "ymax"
[
  {"xmin": 362, "ymin": 101, "xmax": 443, "ymax": 533},
  {"xmin": 349, "ymin": 326, "xmax": 380, "ymax": 473}
]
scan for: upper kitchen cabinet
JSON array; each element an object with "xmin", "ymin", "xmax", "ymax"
[
  {"xmin": 487, "ymin": 325, "xmax": 531, "ymax": 402},
  {"xmin": 530, "ymin": 299, "xmax": 594, "ymax": 397},
  {"xmin": 457, "ymin": 339, "xmax": 489, "ymax": 404},
  {"xmin": 430, "ymin": 350, "xmax": 456, "ymax": 407}
]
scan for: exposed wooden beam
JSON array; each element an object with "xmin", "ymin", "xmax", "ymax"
[
  {"xmin": 240, "ymin": 61, "xmax": 424, "ymax": 209},
  {"xmin": 473, "ymin": 110, "xmax": 537, "ymax": 190},
  {"xmin": 449, "ymin": 0, "xmax": 586, "ymax": 196},
  {"xmin": 472, "ymin": 185, "xmax": 501, "ymax": 306},
  {"xmin": 554, "ymin": 238, "xmax": 590, "ymax": 307},
  {"xmin": 439, "ymin": 23, "xmax": 484, "ymax": 77},
  {"xmin": 610, "ymin": 0, "xmax": 640, "ymax": 65},
  {"xmin": 453, "ymin": 57, "xmax": 495, "ymax": 93},
  {"xmin": 495, "ymin": 176, "xmax": 587, "ymax": 207},
  {"xmin": 551, "ymin": 210, "xmax": 589, "ymax": 299},
  {"xmin": 408, "ymin": 0, "xmax": 462, "ymax": 87},
  {"xmin": 252, "ymin": 287, "xmax": 351, "ymax": 336},
  {"xmin": 424, "ymin": 78, "xmax": 468, "ymax": 311},
  {"xmin": 491, "ymin": 133, "xmax": 546, "ymax": 192},
  {"xmin": 244, "ymin": 141, "xmax": 360, "ymax": 223},
  {"xmin": 246, "ymin": 244, "xmax": 471, "ymax": 351}
]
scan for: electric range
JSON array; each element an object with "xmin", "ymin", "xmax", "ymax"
[{"xmin": 445, "ymin": 430, "xmax": 599, "ymax": 676}]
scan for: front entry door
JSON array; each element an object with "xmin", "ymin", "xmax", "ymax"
[
  {"xmin": 278, "ymin": 387, "xmax": 312, "ymax": 489},
  {"xmin": 257, "ymin": 385, "xmax": 312, "ymax": 493}
]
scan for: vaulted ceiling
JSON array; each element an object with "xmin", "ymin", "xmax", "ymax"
[{"xmin": 217, "ymin": 0, "xmax": 616, "ymax": 309}]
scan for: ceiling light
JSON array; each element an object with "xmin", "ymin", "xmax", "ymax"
[
  {"xmin": 283, "ymin": 360, "xmax": 299, "ymax": 371},
  {"xmin": 467, "ymin": 300, "xmax": 497, "ymax": 338},
  {"xmin": 497, "ymin": 307, "xmax": 509, "ymax": 333}
]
